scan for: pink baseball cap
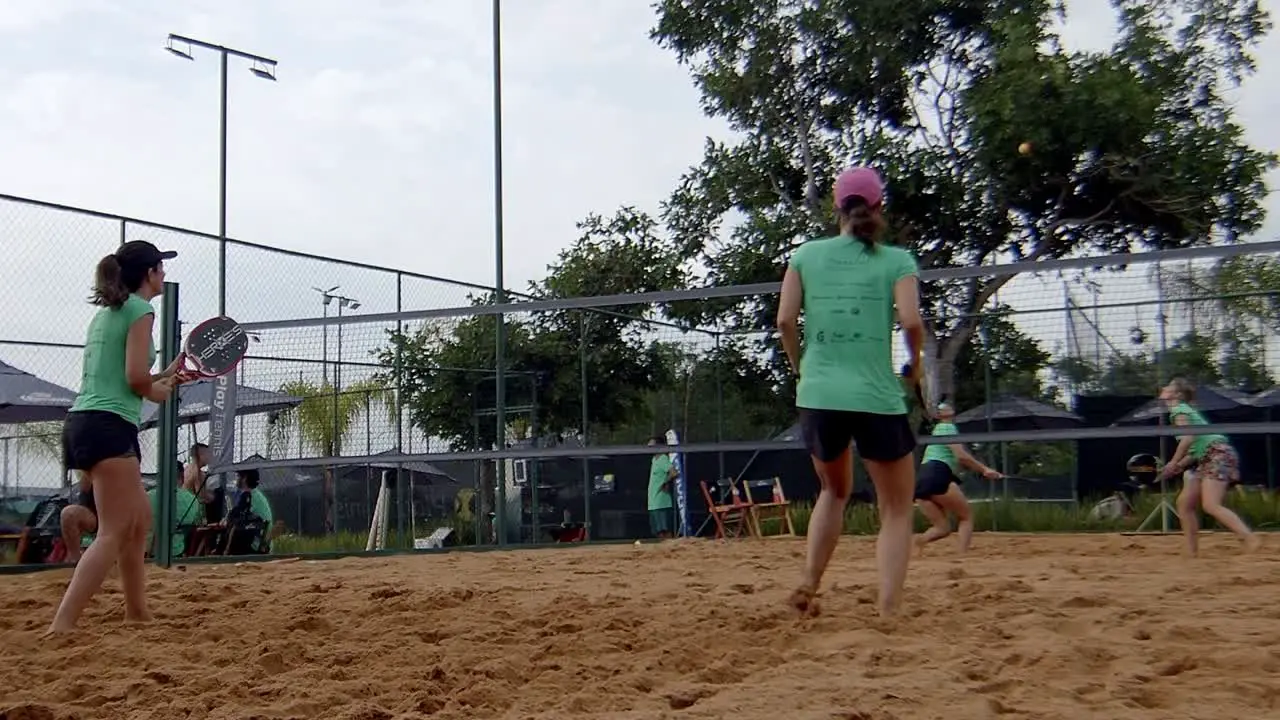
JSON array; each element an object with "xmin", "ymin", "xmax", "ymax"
[{"xmin": 833, "ymin": 166, "xmax": 884, "ymax": 208}]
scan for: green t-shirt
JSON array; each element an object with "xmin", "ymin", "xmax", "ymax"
[
  {"xmin": 647, "ymin": 454, "xmax": 674, "ymax": 511},
  {"xmin": 791, "ymin": 237, "xmax": 919, "ymax": 415},
  {"xmin": 249, "ymin": 489, "xmax": 273, "ymax": 527},
  {"xmin": 147, "ymin": 486, "xmax": 204, "ymax": 557},
  {"xmin": 1170, "ymin": 402, "xmax": 1229, "ymax": 460},
  {"xmin": 922, "ymin": 422, "xmax": 960, "ymax": 473},
  {"xmin": 70, "ymin": 294, "xmax": 157, "ymax": 426}
]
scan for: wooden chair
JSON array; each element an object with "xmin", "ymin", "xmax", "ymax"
[
  {"xmin": 741, "ymin": 477, "xmax": 796, "ymax": 537},
  {"xmin": 699, "ymin": 479, "xmax": 754, "ymax": 540}
]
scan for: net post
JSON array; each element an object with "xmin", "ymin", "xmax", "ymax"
[{"xmin": 155, "ymin": 281, "xmax": 181, "ymax": 569}]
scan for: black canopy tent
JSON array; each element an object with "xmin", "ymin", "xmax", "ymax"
[
  {"xmin": 140, "ymin": 379, "xmax": 304, "ymax": 430},
  {"xmin": 0, "ymin": 358, "xmax": 77, "ymax": 424},
  {"xmin": 953, "ymin": 396, "xmax": 1085, "ymax": 433}
]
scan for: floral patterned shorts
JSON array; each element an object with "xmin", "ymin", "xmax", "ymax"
[{"xmin": 1195, "ymin": 443, "xmax": 1240, "ymax": 485}]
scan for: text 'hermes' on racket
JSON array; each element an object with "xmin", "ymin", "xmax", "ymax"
[{"xmin": 178, "ymin": 316, "xmax": 249, "ymax": 381}]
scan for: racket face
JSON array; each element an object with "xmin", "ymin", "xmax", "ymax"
[{"xmin": 184, "ymin": 316, "xmax": 248, "ymax": 377}]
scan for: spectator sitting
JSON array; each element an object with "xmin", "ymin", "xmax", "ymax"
[
  {"xmin": 146, "ymin": 483, "xmax": 204, "ymax": 558},
  {"xmin": 228, "ymin": 469, "xmax": 273, "ymax": 554},
  {"xmin": 60, "ymin": 472, "xmax": 98, "ymax": 564}
]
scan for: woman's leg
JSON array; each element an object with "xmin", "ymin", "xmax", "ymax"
[
  {"xmin": 1198, "ymin": 450, "xmax": 1259, "ymax": 552},
  {"xmin": 118, "ymin": 480, "xmax": 153, "ymax": 621},
  {"xmin": 1175, "ymin": 473, "xmax": 1201, "ymax": 557},
  {"xmin": 47, "ymin": 458, "xmax": 145, "ymax": 633},
  {"xmin": 915, "ymin": 499, "xmax": 951, "ymax": 547},
  {"xmin": 59, "ymin": 505, "xmax": 97, "ymax": 564},
  {"xmin": 932, "ymin": 484, "xmax": 974, "ymax": 553},
  {"xmin": 796, "ymin": 448, "xmax": 854, "ymax": 605},
  {"xmin": 863, "ymin": 453, "xmax": 916, "ymax": 616}
]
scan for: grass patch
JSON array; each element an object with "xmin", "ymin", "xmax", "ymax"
[
  {"xmin": 777, "ymin": 487, "xmax": 1280, "ymax": 536},
  {"xmin": 186, "ymin": 489, "xmax": 1280, "ymax": 558}
]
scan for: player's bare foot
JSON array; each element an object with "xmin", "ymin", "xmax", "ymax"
[
  {"xmin": 124, "ymin": 610, "xmax": 154, "ymax": 624},
  {"xmin": 914, "ymin": 535, "xmax": 929, "ymax": 556},
  {"xmin": 1243, "ymin": 534, "xmax": 1262, "ymax": 554},
  {"xmin": 42, "ymin": 624, "xmax": 77, "ymax": 637},
  {"xmin": 788, "ymin": 585, "xmax": 820, "ymax": 617}
]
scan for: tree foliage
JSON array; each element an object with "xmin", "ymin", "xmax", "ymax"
[
  {"xmin": 267, "ymin": 378, "xmax": 394, "ymax": 532},
  {"xmin": 650, "ymin": 0, "xmax": 1275, "ymax": 401},
  {"xmin": 374, "ymin": 210, "xmax": 791, "ymax": 450},
  {"xmin": 1054, "ymin": 328, "xmax": 1274, "ymax": 395}
]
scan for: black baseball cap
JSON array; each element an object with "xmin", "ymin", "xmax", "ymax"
[{"xmin": 115, "ymin": 240, "xmax": 177, "ymax": 268}]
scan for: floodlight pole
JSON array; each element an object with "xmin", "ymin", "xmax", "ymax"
[
  {"xmin": 491, "ymin": 0, "xmax": 509, "ymax": 547},
  {"xmin": 165, "ymin": 33, "xmax": 278, "ymax": 318}
]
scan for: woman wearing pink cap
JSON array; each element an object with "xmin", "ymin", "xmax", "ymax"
[{"xmin": 777, "ymin": 166, "xmax": 925, "ymax": 617}]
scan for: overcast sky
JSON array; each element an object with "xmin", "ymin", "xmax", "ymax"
[{"xmin": 3, "ymin": 0, "xmax": 1278, "ymax": 296}]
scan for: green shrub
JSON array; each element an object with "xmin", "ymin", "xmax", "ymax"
[
  {"xmin": 249, "ymin": 490, "xmax": 1280, "ymax": 556},
  {"xmin": 782, "ymin": 488, "xmax": 1280, "ymax": 536}
]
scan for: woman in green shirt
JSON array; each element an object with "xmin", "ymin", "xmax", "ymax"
[
  {"xmin": 1157, "ymin": 378, "xmax": 1260, "ymax": 556},
  {"xmin": 914, "ymin": 402, "xmax": 1002, "ymax": 553},
  {"xmin": 48, "ymin": 241, "xmax": 180, "ymax": 634},
  {"xmin": 777, "ymin": 166, "xmax": 925, "ymax": 618}
]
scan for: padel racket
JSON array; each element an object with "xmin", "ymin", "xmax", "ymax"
[
  {"xmin": 901, "ymin": 362, "xmax": 934, "ymax": 435},
  {"xmin": 174, "ymin": 316, "xmax": 249, "ymax": 383},
  {"xmin": 1000, "ymin": 475, "xmax": 1044, "ymax": 484}
]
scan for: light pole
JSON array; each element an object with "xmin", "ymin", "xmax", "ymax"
[
  {"xmin": 491, "ymin": 0, "xmax": 508, "ymax": 546},
  {"xmin": 312, "ymin": 286, "xmax": 360, "ymax": 388},
  {"xmin": 165, "ymin": 33, "xmax": 278, "ymax": 317}
]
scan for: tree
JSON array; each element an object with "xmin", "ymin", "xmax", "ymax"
[
  {"xmin": 1157, "ymin": 254, "xmax": 1280, "ymax": 390},
  {"xmin": 377, "ymin": 209, "xmax": 692, "ymax": 451},
  {"xmin": 952, "ymin": 306, "xmax": 1056, "ymax": 411},
  {"xmin": 649, "ymin": 0, "xmax": 1276, "ymax": 403},
  {"xmin": 1052, "ymin": 328, "xmax": 1273, "ymax": 395},
  {"xmin": 267, "ymin": 378, "xmax": 393, "ymax": 533}
]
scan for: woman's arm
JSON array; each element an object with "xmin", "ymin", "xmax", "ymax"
[
  {"xmin": 777, "ymin": 267, "xmax": 804, "ymax": 375},
  {"xmin": 950, "ymin": 443, "xmax": 1001, "ymax": 478},
  {"xmin": 893, "ymin": 275, "xmax": 924, "ymax": 369},
  {"xmin": 126, "ymin": 314, "xmax": 172, "ymax": 402},
  {"xmin": 1167, "ymin": 413, "xmax": 1194, "ymax": 468}
]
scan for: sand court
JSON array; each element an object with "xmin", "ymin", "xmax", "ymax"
[{"xmin": 1, "ymin": 533, "xmax": 1278, "ymax": 720}]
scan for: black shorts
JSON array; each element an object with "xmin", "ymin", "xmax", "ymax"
[
  {"xmin": 206, "ymin": 487, "xmax": 227, "ymax": 524},
  {"xmin": 914, "ymin": 460, "xmax": 958, "ymax": 500},
  {"xmin": 62, "ymin": 410, "xmax": 141, "ymax": 473},
  {"xmin": 798, "ymin": 408, "xmax": 915, "ymax": 463}
]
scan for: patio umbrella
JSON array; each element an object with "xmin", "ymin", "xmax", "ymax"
[
  {"xmin": 953, "ymin": 396, "xmax": 1085, "ymax": 433},
  {"xmin": 0, "ymin": 359, "xmax": 77, "ymax": 423},
  {"xmin": 1252, "ymin": 386, "xmax": 1280, "ymax": 408},
  {"xmin": 1112, "ymin": 385, "xmax": 1257, "ymax": 425},
  {"xmin": 139, "ymin": 379, "xmax": 303, "ymax": 429}
]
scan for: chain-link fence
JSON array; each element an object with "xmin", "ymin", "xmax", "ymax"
[
  {"xmin": 202, "ymin": 240, "xmax": 1278, "ymax": 554},
  {"xmin": 0, "ymin": 193, "xmax": 488, "ymax": 499},
  {"xmin": 2, "ymin": 187, "xmax": 1278, "ymax": 564}
]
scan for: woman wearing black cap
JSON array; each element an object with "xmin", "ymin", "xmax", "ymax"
[{"xmin": 47, "ymin": 240, "xmax": 181, "ymax": 634}]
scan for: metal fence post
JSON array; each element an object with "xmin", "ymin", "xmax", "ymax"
[
  {"xmin": 394, "ymin": 272, "xmax": 405, "ymax": 546},
  {"xmin": 155, "ymin": 281, "xmax": 181, "ymax": 569}
]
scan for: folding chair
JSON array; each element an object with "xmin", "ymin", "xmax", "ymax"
[
  {"xmin": 741, "ymin": 477, "xmax": 796, "ymax": 537},
  {"xmin": 699, "ymin": 479, "xmax": 754, "ymax": 539}
]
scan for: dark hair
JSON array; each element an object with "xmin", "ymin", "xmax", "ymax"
[
  {"xmin": 837, "ymin": 196, "xmax": 887, "ymax": 250},
  {"xmin": 90, "ymin": 254, "xmax": 155, "ymax": 308},
  {"xmin": 192, "ymin": 442, "xmax": 209, "ymax": 452},
  {"xmin": 239, "ymin": 468, "xmax": 261, "ymax": 489},
  {"xmin": 1167, "ymin": 377, "xmax": 1196, "ymax": 402},
  {"xmin": 650, "ymin": 434, "xmax": 667, "ymax": 446}
]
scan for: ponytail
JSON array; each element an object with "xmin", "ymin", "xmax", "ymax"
[
  {"xmin": 90, "ymin": 255, "xmax": 130, "ymax": 308},
  {"xmin": 837, "ymin": 197, "xmax": 887, "ymax": 250}
]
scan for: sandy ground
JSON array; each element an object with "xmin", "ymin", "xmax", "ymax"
[{"xmin": 1, "ymin": 533, "xmax": 1278, "ymax": 720}]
